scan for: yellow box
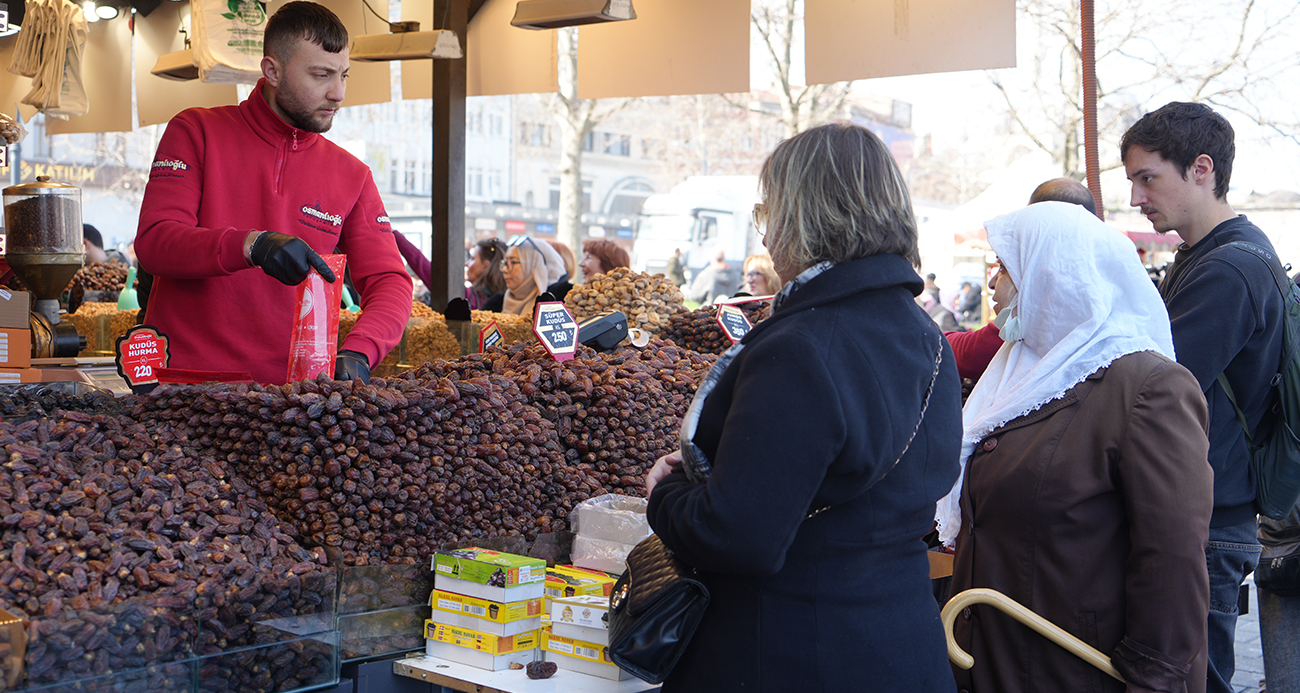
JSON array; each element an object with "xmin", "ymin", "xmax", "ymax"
[
  {"xmin": 544, "ymin": 566, "xmax": 616, "ymax": 601},
  {"xmin": 0, "ymin": 329, "xmax": 31, "ymax": 368},
  {"xmin": 542, "ymin": 631, "xmax": 615, "ymax": 665},
  {"xmin": 429, "ymin": 590, "xmax": 543, "ymax": 624},
  {"xmin": 423, "ymin": 620, "xmax": 539, "ymax": 655}
]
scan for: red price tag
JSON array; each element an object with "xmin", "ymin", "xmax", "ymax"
[
  {"xmin": 532, "ymin": 302, "xmax": 579, "ymax": 362},
  {"xmin": 716, "ymin": 305, "xmax": 753, "ymax": 344},
  {"xmin": 115, "ymin": 326, "xmax": 171, "ymax": 391},
  {"xmin": 480, "ymin": 321, "xmax": 503, "ymax": 352}
]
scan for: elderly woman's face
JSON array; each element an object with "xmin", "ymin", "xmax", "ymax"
[
  {"xmin": 579, "ymin": 253, "xmax": 603, "ymax": 281},
  {"xmin": 989, "ymin": 259, "xmax": 1017, "ymax": 315},
  {"xmin": 502, "ymin": 249, "xmax": 525, "ymax": 291}
]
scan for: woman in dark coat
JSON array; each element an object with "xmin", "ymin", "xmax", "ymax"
[
  {"xmin": 938, "ymin": 202, "xmax": 1213, "ymax": 693},
  {"xmin": 645, "ymin": 122, "xmax": 963, "ymax": 692}
]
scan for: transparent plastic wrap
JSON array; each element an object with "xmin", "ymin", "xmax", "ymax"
[
  {"xmin": 568, "ymin": 494, "xmax": 651, "ymax": 544},
  {"xmin": 569, "ymin": 495, "xmax": 651, "ymax": 574}
]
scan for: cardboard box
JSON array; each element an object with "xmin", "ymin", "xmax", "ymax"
[
  {"xmin": 0, "ymin": 329, "xmax": 31, "ymax": 368},
  {"xmin": 542, "ymin": 632, "xmax": 631, "ymax": 681},
  {"xmin": 550, "ymin": 595, "xmax": 610, "ymax": 631},
  {"xmin": 429, "ymin": 590, "xmax": 544, "ymax": 636},
  {"xmin": 544, "ymin": 566, "xmax": 617, "ymax": 606},
  {"xmin": 0, "ymin": 291, "xmax": 29, "ymax": 329},
  {"xmin": 425, "ymin": 639, "xmax": 536, "ymax": 671},
  {"xmin": 433, "ymin": 548, "xmax": 545, "ymax": 588},
  {"xmin": 424, "ymin": 620, "xmax": 540, "ymax": 655},
  {"xmin": 551, "ymin": 622, "xmax": 607, "ymax": 646},
  {"xmin": 435, "ymin": 573, "xmax": 544, "ymax": 603},
  {"xmin": 0, "ymin": 368, "xmax": 40, "ymax": 383}
]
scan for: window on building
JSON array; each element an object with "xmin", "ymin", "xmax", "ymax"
[
  {"xmin": 489, "ymin": 169, "xmax": 503, "ymax": 200},
  {"xmin": 603, "ymin": 134, "xmax": 630, "ymax": 156},
  {"xmin": 583, "ymin": 132, "xmax": 595, "ymax": 152},
  {"xmin": 467, "ymin": 167, "xmax": 484, "ymax": 197}
]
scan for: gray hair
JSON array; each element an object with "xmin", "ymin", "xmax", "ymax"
[{"xmin": 760, "ymin": 122, "xmax": 919, "ymax": 273}]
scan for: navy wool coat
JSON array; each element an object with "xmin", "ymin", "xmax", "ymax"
[{"xmin": 649, "ymin": 253, "xmax": 963, "ymax": 692}]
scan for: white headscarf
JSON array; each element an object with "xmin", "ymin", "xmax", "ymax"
[
  {"xmin": 502, "ymin": 239, "xmax": 566, "ymax": 317},
  {"xmin": 935, "ymin": 202, "xmax": 1176, "ymax": 545}
]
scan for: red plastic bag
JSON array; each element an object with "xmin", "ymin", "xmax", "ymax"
[{"xmin": 287, "ymin": 254, "xmax": 347, "ymax": 382}]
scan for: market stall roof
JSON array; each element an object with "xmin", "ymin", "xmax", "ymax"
[{"xmin": 0, "ymin": 0, "xmax": 1015, "ymax": 132}]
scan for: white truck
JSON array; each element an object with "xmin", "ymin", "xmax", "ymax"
[{"xmin": 632, "ymin": 176, "xmax": 761, "ymax": 284}]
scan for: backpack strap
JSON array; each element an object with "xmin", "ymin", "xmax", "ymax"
[{"xmin": 1216, "ymin": 241, "xmax": 1296, "ymax": 445}]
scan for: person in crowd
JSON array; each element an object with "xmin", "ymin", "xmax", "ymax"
[
  {"xmin": 946, "ymin": 176, "xmax": 1099, "ymax": 383},
  {"xmin": 82, "ymin": 224, "xmax": 108, "ymax": 264},
  {"xmin": 953, "ymin": 281, "xmax": 982, "ymax": 323},
  {"xmin": 486, "ymin": 236, "xmax": 569, "ymax": 316},
  {"xmin": 579, "ymin": 239, "xmax": 630, "ymax": 280},
  {"xmin": 133, "ymin": 1, "xmax": 411, "ymax": 385},
  {"xmin": 645, "ymin": 122, "xmax": 962, "ymax": 692},
  {"xmin": 665, "ymin": 247, "xmax": 686, "ymax": 287},
  {"xmin": 919, "ymin": 272, "xmax": 941, "ymax": 310},
  {"xmin": 394, "ymin": 236, "xmax": 507, "ymax": 310},
  {"xmin": 545, "ymin": 239, "xmax": 576, "ymax": 281},
  {"xmin": 741, "ymin": 254, "xmax": 781, "ymax": 296},
  {"xmin": 1123, "ymin": 102, "xmax": 1284, "ymax": 693},
  {"xmin": 683, "ymin": 250, "xmax": 737, "ymax": 304},
  {"xmin": 941, "ymin": 202, "xmax": 1213, "ymax": 693}
]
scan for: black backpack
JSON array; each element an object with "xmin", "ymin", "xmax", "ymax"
[{"xmin": 1215, "ymin": 241, "xmax": 1300, "ymax": 520}]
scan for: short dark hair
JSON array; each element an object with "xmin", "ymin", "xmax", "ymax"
[
  {"xmin": 263, "ymin": 1, "xmax": 348, "ymax": 62},
  {"xmin": 925, "ymin": 273, "xmax": 936, "ymax": 281},
  {"xmin": 82, "ymin": 224, "xmax": 103, "ymax": 250},
  {"xmin": 1120, "ymin": 101, "xmax": 1235, "ymax": 200},
  {"xmin": 1029, "ymin": 177, "xmax": 1097, "ymax": 215}
]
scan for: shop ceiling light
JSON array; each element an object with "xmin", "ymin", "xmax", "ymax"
[
  {"xmin": 350, "ymin": 21, "xmax": 463, "ymax": 61},
  {"xmin": 84, "ymin": 0, "xmax": 99, "ymax": 21},
  {"xmin": 95, "ymin": 2, "xmax": 118, "ymax": 19},
  {"xmin": 511, "ymin": 0, "xmax": 635, "ymax": 30}
]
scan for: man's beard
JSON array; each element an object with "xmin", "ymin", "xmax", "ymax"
[{"xmin": 276, "ymin": 90, "xmax": 334, "ymax": 133}]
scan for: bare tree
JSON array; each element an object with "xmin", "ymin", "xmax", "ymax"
[
  {"xmin": 993, "ymin": 0, "xmax": 1300, "ymax": 178},
  {"xmin": 546, "ymin": 28, "xmax": 633, "ymax": 256},
  {"xmin": 744, "ymin": 0, "xmax": 853, "ymax": 138}
]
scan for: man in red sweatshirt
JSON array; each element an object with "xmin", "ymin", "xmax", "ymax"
[{"xmin": 135, "ymin": 1, "xmax": 411, "ymax": 385}]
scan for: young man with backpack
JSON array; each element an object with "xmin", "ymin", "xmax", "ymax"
[{"xmin": 1123, "ymin": 102, "xmax": 1285, "ymax": 693}]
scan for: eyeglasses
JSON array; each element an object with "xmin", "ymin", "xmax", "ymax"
[
  {"xmin": 502, "ymin": 258, "xmax": 522, "ymax": 269},
  {"xmin": 744, "ymin": 270, "xmax": 763, "ymax": 278},
  {"xmin": 752, "ymin": 203, "xmax": 767, "ymax": 236}
]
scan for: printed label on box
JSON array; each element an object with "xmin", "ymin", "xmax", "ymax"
[
  {"xmin": 430, "ymin": 590, "xmax": 543, "ymax": 623},
  {"xmin": 543, "ymin": 632, "xmax": 613, "ymax": 664}
]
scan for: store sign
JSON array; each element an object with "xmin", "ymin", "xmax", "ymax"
[
  {"xmin": 505, "ymin": 220, "xmax": 527, "ymax": 233},
  {"xmin": 716, "ymin": 305, "xmax": 752, "ymax": 344},
  {"xmin": 479, "ymin": 321, "xmax": 503, "ymax": 352},
  {"xmin": 115, "ymin": 325, "xmax": 171, "ymax": 393},
  {"xmin": 535, "ymin": 222, "xmax": 556, "ymax": 235},
  {"xmin": 616, "ymin": 228, "xmax": 634, "ymax": 239},
  {"xmin": 532, "ymin": 302, "xmax": 578, "ymax": 362},
  {"xmin": 475, "ymin": 218, "xmax": 498, "ymax": 231}
]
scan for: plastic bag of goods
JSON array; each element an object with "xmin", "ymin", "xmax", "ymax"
[
  {"xmin": 191, "ymin": 0, "xmax": 267, "ymax": 83},
  {"xmin": 287, "ymin": 254, "xmax": 346, "ymax": 382},
  {"xmin": 569, "ymin": 494, "xmax": 652, "ymax": 574}
]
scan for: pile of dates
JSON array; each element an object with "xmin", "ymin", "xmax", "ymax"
[
  {"xmin": 72, "ymin": 262, "xmax": 133, "ymax": 292},
  {"xmin": 660, "ymin": 301, "xmax": 772, "ymax": 354}
]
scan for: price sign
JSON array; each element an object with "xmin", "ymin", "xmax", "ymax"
[
  {"xmin": 716, "ymin": 305, "xmax": 753, "ymax": 344},
  {"xmin": 115, "ymin": 325, "xmax": 171, "ymax": 393},
  {"xmin": 479, "ymin": 321, "xmax": 503, "ymax": 352},
  {"xmin": 532, "ymin": 302, "xmax": 579, "ymax": 362}
]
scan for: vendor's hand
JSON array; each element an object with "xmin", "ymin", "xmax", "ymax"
[
  {"xmin": 334, "ymin": 350, "xmax": 371, "ymax": 383},
  {"xmin": 645, "ymin": 451, "xmax": 683, "ymax": 496},
  {"xmin": 249, "ymin": 231, "xmax": 336, "ymax": 285}
]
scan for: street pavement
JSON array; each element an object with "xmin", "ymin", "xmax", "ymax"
[{"xmin": 1234, "ymin": 579, "xmax": 1265, "ymax": 693}]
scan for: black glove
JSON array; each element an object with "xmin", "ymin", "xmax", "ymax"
[
  {"xmin": 250, "ymin": 231, "xmax": 336, "ymax": 285},
  {"xmin": 334, "ymin": 350, "xmax": 371, "ymax": 383}
]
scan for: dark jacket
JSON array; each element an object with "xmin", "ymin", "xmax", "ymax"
[
  {"xmin": 952, "ymin": 351, "xmax": 1213, "ymax": 693},
  {"xmin": 648, "ymin": 254, "xmax": 963, "ymax": 692},
  {"xmin": 1159, "ymin": 215, "xmax": 1284, "ymax": 527}
]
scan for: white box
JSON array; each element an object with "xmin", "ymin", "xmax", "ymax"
[
  {"xmin": 544, "ymin": 650, "xmax": 632, "ymax": 681},
  {"xmin": 550, "ymin": 595, "xmax": 611, "ymax": 631},
  {"xmin": 435, "ymin": 573, "xmax": 545, "ymax": 603},
  {"xmin": 430, "ymin": 610, "xmax": 543, "ymax": 637},
  {"xmin": 425, "ymin": 639, "xmax": 537, "ymax": 671},
  {"xmin": 551, "ymin": 622, "xmax": 608, "ymax": 646}
]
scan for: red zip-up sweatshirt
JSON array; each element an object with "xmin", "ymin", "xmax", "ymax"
[{"xmin": 135, "ymin": 81, "xmax": 412, "ymax": 385}]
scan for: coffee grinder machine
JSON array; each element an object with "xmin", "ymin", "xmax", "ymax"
[{"xmin": 3, "ymin": 176, "xmax": 87, "ymax": 358}]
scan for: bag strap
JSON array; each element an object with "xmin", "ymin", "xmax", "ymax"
[
  {"xmin": 1214, "ymin": 241, "xmax": 1296, "ymax": 447},
  {"xmin": 806, "ymin": 339, "xmax": 945, "ymax": 520}
]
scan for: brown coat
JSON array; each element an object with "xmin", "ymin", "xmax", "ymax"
[{"xmin": 952, "ymin": 350, "xmax": 1213, "ymax": 693}]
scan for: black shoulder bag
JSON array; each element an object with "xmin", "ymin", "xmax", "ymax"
[{"xmin": 606, "ymin": 341, "xmax": 945, "ymax": 684}]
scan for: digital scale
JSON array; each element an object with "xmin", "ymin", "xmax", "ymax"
[{"xmin": 26, "ymin": 356, "xmax": 132, "ymax": 395}]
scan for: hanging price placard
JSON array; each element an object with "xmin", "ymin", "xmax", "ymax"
[
  {"xmin": 115, "ymin": 325, "xmax": 171, "ymax": 393},
  {"xmin": 479, "ymin": 321, "xmax": 503, "ymax": 352},
  {"xmin": 532, "ymin": 302, "xmax": 579, "ymax": 362},
  {"xmin": 716, "ymin": 304, "xmax": 753, "ymax": 344}
]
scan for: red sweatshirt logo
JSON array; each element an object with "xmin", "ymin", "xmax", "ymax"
[
  {"xmin": 150, "ymin": 158, "xmax": 189, "ymax": 179},
  {"xmin": 299, "ymin": 203, "xmax": 344, "ymax": 236}
]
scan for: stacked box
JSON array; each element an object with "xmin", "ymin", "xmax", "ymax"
[
  {"xmin": 427, "ymin": 548, "xmax": 545, "ymax": 670},
  {"xmin": 550, "ymin": 594, "xmax": 611, "ymax": 645},
  {"xmin": 0, "ymin": 289, "xmax": 31, "ymax": 375},
  {"xmin": 425, "ymin": 620, "xmax": 540, "ymax": 671},
  {"xmin": 544, "ymin": 565, "xmax": 616, "ymax": 614},
  {"xmin": 542, "ymin": 631, "xmax": 631, "ymax": 681}
]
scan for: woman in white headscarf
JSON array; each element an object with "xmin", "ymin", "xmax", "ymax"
[
  {"xmin": 498, "ymin": 236, "xmax": 568, "ymax": 317},
  {"xmin": 940, "ymin": 202, "xmax": 1214, "ymax": 693}
]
